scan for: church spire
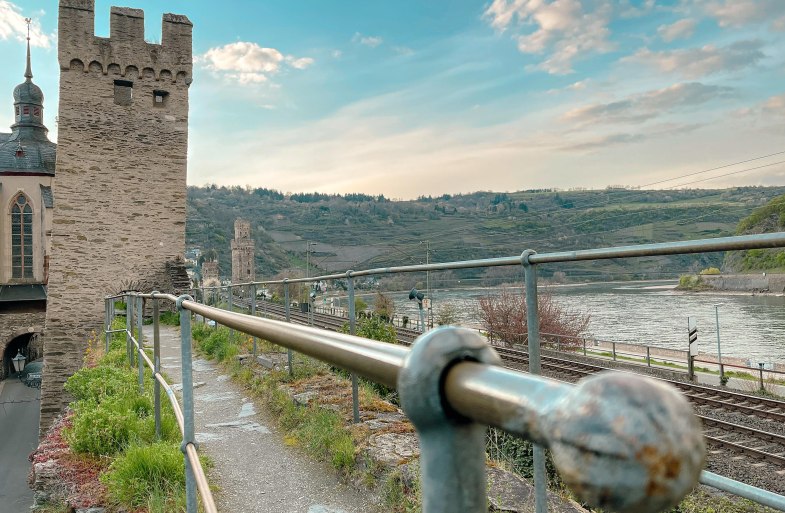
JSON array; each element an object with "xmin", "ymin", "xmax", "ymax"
[{"xmin": 24, "ymin": 17, "xmax": 32, "ymax": 81}]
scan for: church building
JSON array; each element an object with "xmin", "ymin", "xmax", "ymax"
[{"xmin": 0, "ymin": 30, "xmax": 54, "ymax": 378}]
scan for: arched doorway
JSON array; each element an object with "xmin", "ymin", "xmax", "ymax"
[{"xmin": 1, "ymin": 333, "xmax": 35, "ymax": 380}]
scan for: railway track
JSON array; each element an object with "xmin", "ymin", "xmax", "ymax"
[{"xmin": 225, "ymin": 296, "xmax": 785, "ymax": 473}]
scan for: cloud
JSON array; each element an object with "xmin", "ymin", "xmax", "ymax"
[
  {"xmin": 623, "ymin": 40, "xmax": 765, "ymax": 78},
  {"xmin": 700, "ymin": 0, "xmax": 785, "ymax": 31},
  {"xmin": 563, "ymin": 132, "xmax": 646, "ymax": 151},
  {"xmin": 483, "ymin": 0, "xmax": 614, "ymax": 74},
  {"xmin": 563, "ymin": 82, "xmax": 733, "ymax": 125},
  {"xmin": 200, "ymin": 42, "xmax": 313, "ymax": 84},
  {"xmin": 762, "ymin": 93, "xmax": 785, "ymax": 116},
  {"xmin": 286, "ymin": 56, "xmax": 315, "ymax": 70},
  {"xmin": 331, "ymin": 50, "xmax": 342, "ymax": 58},
  {"xmin": 352, "ymin": 32, "xmax": 383, "ymax": 48},
  {"xmin": 561, "ymin": 122, "xmax": 703, "ymax": 152},
  {"xmin": 658, "ymin": 18, "xmax": 696, "ymax": 42},
  {"xmin": 0, "ymin": 1, "xmax": 52, "ymax": 48}
]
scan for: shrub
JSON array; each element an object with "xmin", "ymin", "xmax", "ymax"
[
  {"xmin": 478, "ymin": 289, "xmax": 589, "ymax": 347},
  {"xmin": 159, "ymin": 311, "xmax": 180, "ymax": 326},
  {"xmin": 699, "ymin": 267, "xmax": 721, "ymax": 275},
  {"xmin": 66, "ymin": 397, "xmax": 145, "ymax": 455},
  {"xmin": 373, "ymin": 291, "xmax": 395, "ymax": 320},
  {"xmin": 101, "ymin": 442, "xmax": 186, "ymax": 512},
  {"xmin": 64, "ymin": 365, "xmax": 138, "ymax": 403}
]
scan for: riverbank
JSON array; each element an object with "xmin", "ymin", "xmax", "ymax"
[{"xmin": 679, "ymin": 273, "xmax": 785, "ymax": 295}]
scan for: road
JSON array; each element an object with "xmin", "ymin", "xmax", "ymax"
[{"xmin": 0, "ymin": 378, "xmax": 40, "ymax": 512}]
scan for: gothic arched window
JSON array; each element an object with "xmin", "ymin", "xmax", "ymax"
[{"xmin": 11, "ymin": 193, "xmax": 33, "ymax": 279}]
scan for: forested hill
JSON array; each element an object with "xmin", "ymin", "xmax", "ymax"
[
  {"xmin": 724, "ymin": 194, "xmax": 785, "ymax": 272},
  {"xmin": 186, "ymin": 186, "xmax": 785, "ymax": 285}
]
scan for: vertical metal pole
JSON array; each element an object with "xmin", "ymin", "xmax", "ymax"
[
  {"xmin": 759, "ymin": 363, "xmax": 765, "ymax": 391},
  {"xmin": 647, "ymin": 346, "xmax": 651, "ymax": 367},
  {"xmin": 105, "ymin": 298, "xmax": 110, "ymax": 353},
  {"xmin": 347, "ymin": 273, "xmax": 360, "ymax": 424},
  {"xmin": 126, "ymin": 295, "xmax": 133, "ymax": 368},
  {"xmin": 418, "ymin": 303, "xmax": 426, "ymax": 333},
  {"xmin": 582, "ymin": 337, "xmax": 586, "ymax": 356},
  {"xmin": 612, "ymin": 342, "xmax": 617, "ymax": 361},
  {"xmin": 228, "ymin": 284, "xmax": 234, "ymax": 341},
  {"xmin": 250, "ymin": 284, "xmax": 258, "ymax": 357},
  {"xmin": 201, "ymin": 286, "xmax": 206, "ymax": 323},
  {"xmin": 285, "ymin": 281, "xmax": 293, "ymax": 376},
  {"xmin": 137, "ymin": 294, "xmax": 144, "ymax": 393},
  {"xmin": 521, "ymin": 250, "xmax": 547, "ymax": 513},
  {"xmin": 153, "ymin": 293, "xmax": 161, "ymax": 440},
  {"xmin": 715, "ymin": 305, "xmax": 724, "ymax": 382},
  {"xmin": 177, "ymin": 295, "xmax": 197, "ymax": 513},
  {"xmin": 687, "ymin": 318, "xmax": 695, "ymax": 381}
]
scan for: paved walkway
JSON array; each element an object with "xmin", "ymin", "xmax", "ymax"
[
  {"xmin": 146, "ymin": 325, "xmax": 380, "ymax": 513},
  {"xmin": 0, "ymin": 377, "xmax": 39, "ymax": 511}
]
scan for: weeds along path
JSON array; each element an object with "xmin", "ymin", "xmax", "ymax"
[{"xmin": 146, "ymin": 324, "xmax": 381, "ymax": 513}]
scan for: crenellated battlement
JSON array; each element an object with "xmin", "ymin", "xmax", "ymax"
[{"xmin": 58, "ymin": 0, "xmax": 192, "ymax": 84}]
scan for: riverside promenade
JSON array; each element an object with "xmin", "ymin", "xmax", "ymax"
[{"xmin": 147, "ymin": 325, "xmax": 380, "ymax": 513}]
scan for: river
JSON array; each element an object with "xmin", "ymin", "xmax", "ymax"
[{"xmin": 370, "ymin": 281, "xmax": 785, "ymax": 364}]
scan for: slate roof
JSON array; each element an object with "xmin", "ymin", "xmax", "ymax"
[
  {"xmin": 0, "ymin": 284, "xmax": 47, "ymax": 302},
  {"xmin": 0, "ymin": 131, "xmax": 56, "ymax": 175}
]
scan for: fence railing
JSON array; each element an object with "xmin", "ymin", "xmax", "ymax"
[
  {"xmin": 104, "ymin": 292, "xmax": 217, "ymax": 513},
  {"xmin": 176, "ymin": 233, "xmax": 785, "ymax": 512}
]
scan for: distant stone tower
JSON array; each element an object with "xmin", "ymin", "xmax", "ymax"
[
  {"xmin": 231, "ymin": 219, "xmax": 255, "ymax": 283},
  {"xmin": 41, "ymin": 0, "xmax": 193, "ymax": 433},
  {"xmin": 202, "ymin": 260, "xmax": 220, "ymax": 287}
]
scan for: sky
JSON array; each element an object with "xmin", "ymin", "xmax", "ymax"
[{"xmin": 1, "ymin": 0, "xmax": 784, "ymax": 199}]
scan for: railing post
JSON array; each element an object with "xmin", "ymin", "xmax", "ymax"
[
  {"xmin": 177, "ymin": 294, "xmax": 198, "ymax": 513},
  {"xmin": 250, "ymin": 283, "xmax": 257, "ymax": 357},
  {"xmin": 200, "ymin": 286, "xmax": 206, "ymax": 323},
  {"xmin": 284, "ymin": 280, "xmax": 293, "ymax": 376},
  {"xmin": 227, "ymin": 284, "xmax": 234, "ymax": 341},
  {"xmin": 612, "ymin": 342, "xmax": 617, "ymax": 361},
  {"xmin": 647, "ymin": 346, "xmax": 651, "ymax": 367},
  {"xmin": 521, "ymin": 250, "xmax": 548, "ymax": 513},
  {"xmin": 152, "ymin": 292, "xmax": 161, "ymax": 440},
  {"xmin": 759, "ymin": 363, "xmax": 765, "ymax": 392},
  {"xmin": 347, "ymin": 271, "xmax": 360, "ymax": 424},
  {"xmin": 104, "ymin": 298, "xmax": 111, "ymax": 353},
  {"xmin": 126, "ymin": 294, "xmax": 133, "ymax": 368},
  {"xmin": 398, "ymin": 328, "xmax": 501, "ymax": 513},
  {"xmin": 137, "ymin": 293, "xmax": 144, "ymax": 393}
]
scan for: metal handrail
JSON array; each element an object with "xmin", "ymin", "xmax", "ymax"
[
  {"xmin": 201, "ymin": 232, "xmax": 785, "ymax": 288},
  {"xmin": 182, "ymin": 302, "xmax": 706, "ymax": 513},
  {"xmin": 115, "ymin": 231, "xmax": 785, "ymax": 513},
  {"xmin": 108, "ymin": 293, "xmax": 217, "ymax": 513}
]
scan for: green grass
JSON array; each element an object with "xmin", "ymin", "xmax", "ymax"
[
  {"xmin": 56, "ymin": 316, "xmax": 199, "ymax": 512},
  {"xmin": 101, "ymin": 442, "xmax": 187, "ymax": 513}
]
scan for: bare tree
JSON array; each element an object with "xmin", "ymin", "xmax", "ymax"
[
  {"xmin": 373, "ymin": 291, "xmax": 395, "ymax": 321},
  {"xmin": 478, "ymin": 289, "xmax": 589, "ymax": 348}
]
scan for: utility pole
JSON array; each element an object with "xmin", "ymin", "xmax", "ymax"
[
  {"xmin": 421, "ymin": 240, "xmax": 431, "ymax": 328},
  {"xmin": 715, "ymin": 304, "xmax": 724, "ymax": 382},
  {"xmin": 306, "ymin": 241, "xmax": 317, "ymax": 279}
]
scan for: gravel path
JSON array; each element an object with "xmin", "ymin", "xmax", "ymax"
[{"xmin": 147, "ymin": 324, "xmax": 381, "ymax": 513}]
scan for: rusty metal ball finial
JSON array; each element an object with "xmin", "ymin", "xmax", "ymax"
[{"xmin": 544, "ymin": 372, "xmax": 705, "ymax": 513}]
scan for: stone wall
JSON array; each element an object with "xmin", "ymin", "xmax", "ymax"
[
  {"xmin": 701, "ymin": 273, "xmax": 785, "ymax": 293},
  {"xmin": 41, "ymin": 0, "xmax": 192, "ymax": 434}
]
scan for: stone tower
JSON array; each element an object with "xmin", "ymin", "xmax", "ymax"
[
  {"xmin": 231, "ymin": 218, "xmax": 255, "ymax": 283},
  {"xmin": 41, "ymin": 0, "xmax": 193, "ymax": 433}
]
